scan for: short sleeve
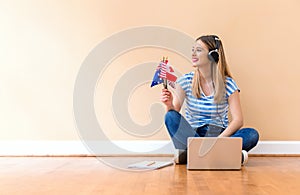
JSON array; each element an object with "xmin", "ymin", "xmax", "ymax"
[
  {"xmin": 176, "ymin": 72, "xmax": 193, "ymax": 92},
  {"xmin": 225, "ymin": 77, "xmax": 240, "ymax": 98}
]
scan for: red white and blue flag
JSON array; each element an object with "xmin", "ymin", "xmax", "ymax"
[{"xmin": 150, "ymin": 58, "xmax": 177, "ymax": 88}]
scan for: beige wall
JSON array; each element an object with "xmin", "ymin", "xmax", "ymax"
[{"xmin": 1, "ymin": 0, "xmax": 300, "ymax": 141}]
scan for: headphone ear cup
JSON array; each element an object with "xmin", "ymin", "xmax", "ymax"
[{"xmin": 208, "ymin": 50, "xmax": 219, "ymax": 63}]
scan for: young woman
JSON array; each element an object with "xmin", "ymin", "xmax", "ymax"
[{"xmin": 161, "ymin": 35, "xmax": 259, "ymax": 164}]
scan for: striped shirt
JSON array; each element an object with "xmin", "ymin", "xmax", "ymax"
[{"xmin": 176, "ymin": 72, "xmax": 240, "ymax": 129}]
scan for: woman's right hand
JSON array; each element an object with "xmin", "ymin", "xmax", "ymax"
[{"xmin": 160, "ymin": 89, "xmax": 174, "ymax": 110}]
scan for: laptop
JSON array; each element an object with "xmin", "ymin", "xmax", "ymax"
[{"xmin": 187, "ymin": 137, "xmax": 242, "ymax": 170}]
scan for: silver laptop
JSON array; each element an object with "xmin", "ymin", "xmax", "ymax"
[{"xmin": 187, "ymin": 137, "xmax": 242, "ymax": 170}]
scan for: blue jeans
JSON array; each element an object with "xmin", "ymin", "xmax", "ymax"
[{"xmin": 165, "ymin": 110, "xmax": 259, "ymax": 151}]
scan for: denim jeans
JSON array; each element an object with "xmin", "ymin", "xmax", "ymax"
[{"xmin": 165, "ymin": 110, "xmax": 259, "ymax": 151}]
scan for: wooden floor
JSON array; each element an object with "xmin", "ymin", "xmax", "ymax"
[{"xmin": 1, "ymin": 157, "xmax": 300, "ymax": 195}]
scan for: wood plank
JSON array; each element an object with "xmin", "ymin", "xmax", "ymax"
[{"xmin": 0, "ymin": 157, "xmax": 300, "ymax": 194}]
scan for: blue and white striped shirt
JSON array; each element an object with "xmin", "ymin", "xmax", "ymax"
[{"xmin": 176, "ymin": 72, "xmax": 240, "ymax": 129}]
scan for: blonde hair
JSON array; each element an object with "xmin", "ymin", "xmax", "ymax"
[{"xmin": 192, "ymin": 35, "xmax": 232, "ymax": 103}]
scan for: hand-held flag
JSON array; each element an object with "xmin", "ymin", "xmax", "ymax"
[{"xmin": 150, "ymin": 57, "xmax": 177, "ymax": 89}]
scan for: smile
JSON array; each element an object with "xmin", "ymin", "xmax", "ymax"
[{"xmin": 192, "ymin": 58, "xmax": 199, "ymax": 63}]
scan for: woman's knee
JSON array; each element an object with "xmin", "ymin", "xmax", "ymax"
[
  {"xmin": 242, "ymin": 128, "xmax": 260, "ymax": 150},
  {"xmin": 164, "ymin": 110, "xmax": 180, "ymax": 123},
  {"xmin": 237, "ymin": 127, "xmax": 259, "ymax": 139},
  {"xmin": 232, "ymin": 127, "xmax": 259, "ymax": 150},
  {"xmin": 246, "ymin": 128, "xmax": 259, "ymax": 143}
]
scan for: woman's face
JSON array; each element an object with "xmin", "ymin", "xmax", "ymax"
[{"xmin": 191, "ymin": 40, "xmax": 210, "ymax": 67}]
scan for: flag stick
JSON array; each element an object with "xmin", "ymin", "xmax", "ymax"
[
  {"xmin": 162, "ymin": 56, "xmax": 168, "ymax": 89},
  {"xmin": 163, "ymin": 79, "xmax": 168, "ymax": 89}
]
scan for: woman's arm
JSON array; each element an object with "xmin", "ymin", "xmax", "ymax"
[
  {"xmin": 161, "ymin": 84, "xmax": 185, "ymax": 112},
  {"xmin": 219, "ymin": 90, "xmax": 244, "ymax": 137}
]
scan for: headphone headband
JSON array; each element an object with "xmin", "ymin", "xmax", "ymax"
[
  {"xmin": 208, "ymin": 35, "xmax": 220, "ymax": 63},
  {"xmin": 213, "ymin": 36, "xmax": 220, "ymax": 51}
]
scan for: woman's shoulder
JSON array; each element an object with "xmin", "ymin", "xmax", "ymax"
[
  {"xmin": 225, "ymin": 76, "xmax": 240, "ymax": 94},
  {"xmin": 225, "ymin": 76, "xmax": 237, "ymax": 84},
  {"xmin": 178, "ymin": 72, "xmax": 194, "ymax": 81},
  {"xmin": 176, "ymin": 72, "xmax": 194, "ymax": 90}
]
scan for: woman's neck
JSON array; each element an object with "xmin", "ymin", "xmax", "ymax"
[{"xmin": 197, "ymin": 66, "xmax": 212, "ymax": 84}]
